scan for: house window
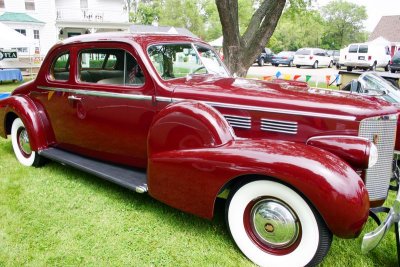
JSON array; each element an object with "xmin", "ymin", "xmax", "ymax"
[
  {"xmin": 15, "ymin": 29, "xmax": 27, "ymax": 36},
  {"xmin": 25, "ymin": 0, "xmax": 35, "ymax": 10},
  {"xmin": 0, "ymin": 0, "xmax": 5, "ymax": 8},
  {"xmin": 80, "ymin": 0, "xmax": 88, "ymax": 9},
  {"xmin": 34, "ymin": 30, "xmax": 39, "ymax": 39}
]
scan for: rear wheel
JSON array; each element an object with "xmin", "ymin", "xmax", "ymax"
[
  {"xmin": 11, "ymin": 118, "xmax": 44, "ymax": 167},
  {"xmin": 328, "ymin": 61, "xmax": 333, "ymax": 68},
  {"xmin": 370, "ymin": 62, "xmax": 376, "ymax": 71},
  {"xmin": 385, "ymin": 63, "xmax": 389, "ymax": 72},
  {"xmin": 226, "ymin": 180, "xmax": 332, "ymax": 267},
  {"xmin": 347, "ymin": 66, "xmax": 353, "ymax": 72},
  {"xmin": 296, "ymin": 65, "xmax": 301, "ymax": 68},
  {"xmin": 391, "ymin": 69, "xmax": 396, "ymax": 73},
  {"xmin": 312, "ymin": 61, "xmax": 318, "ymax": 69},
  {"xmin": 288, "ymin": 61, "xmax": 293, "ymax": 67}
]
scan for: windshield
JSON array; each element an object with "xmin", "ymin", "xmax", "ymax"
[
  {"xmin": 359, "ymin": 73, "xmax": 400, "ymax": 103},
  {"xmin": 147, "ymin": 43, "xmax": 230, "ymax": 80}
]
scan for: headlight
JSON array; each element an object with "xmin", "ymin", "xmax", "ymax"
[{"xmin": 368, "ymin": 142, "xmax": 378, "ymax": 168}]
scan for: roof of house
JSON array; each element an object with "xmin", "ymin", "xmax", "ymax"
[
  {"xmin": 129, "ymin": 25, "xmax": 198, "ymax": 38},
  {"xmin": 369, "ymin": 15, "xmax": 400, "ymax": 42},
  {"xmin": 0, "ymin": 12, "xmax": 44, "ymax": 24}
]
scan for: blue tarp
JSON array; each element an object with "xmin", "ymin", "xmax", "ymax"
[
  {"xmin": 0, "ymin": 69, "xmax": 23, "ymax": 82},
  {"xmin": 0, "ymin": 92, "xmax": 11, "ymax": 99}
]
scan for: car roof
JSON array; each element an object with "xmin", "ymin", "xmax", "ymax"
[{"xmin": 59, "ymin": 32, "xmax": 205, "ymax": 47}]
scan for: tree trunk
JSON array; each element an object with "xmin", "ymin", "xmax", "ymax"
[{"xmin": 216, "ymin": 0, "xmax": 286, "ymax": 77}]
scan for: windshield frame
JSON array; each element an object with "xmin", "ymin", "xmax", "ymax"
[
  {"xmin": 146, "ymin": 42, "xmax": 231, "ymax": 81},
  {"xmin": 359, "ymin": 72, "xmax": 400, "ymax": 103}
]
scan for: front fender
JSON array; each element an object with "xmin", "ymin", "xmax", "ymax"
[
  {"xmin": 0, "ymin": 95, "xmax": 52, "ymax": 150},
  {"xmin": 147, "ymin": 103, "xmax": 369, "ymax": 239}
]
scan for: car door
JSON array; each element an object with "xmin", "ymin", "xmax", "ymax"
[{"xmin": 37, "ymin": 43, "xmax": 155, "ymax": 168}]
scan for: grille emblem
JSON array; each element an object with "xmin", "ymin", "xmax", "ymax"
[{"xmin": 373, "ymin": 134, "xmax": 379, "ymax": 145}]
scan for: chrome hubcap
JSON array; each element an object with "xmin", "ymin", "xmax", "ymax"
[
  {"xmin": 251, "ymin": 198, "xmax": 300, "ymax": 249},
  {"xmin": 18, "ymin": 128, "xmax": 32, "ymax": 155}
]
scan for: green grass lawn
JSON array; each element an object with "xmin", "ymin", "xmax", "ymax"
[{"xmin": 0, "ymin": 80, "xmax": 399, "ymax": 266}]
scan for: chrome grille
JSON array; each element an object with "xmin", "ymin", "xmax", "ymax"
[
  {"xmin": 359, "ymin": 115, "xmax": 397, "ymax": 201},
  {"xmin": 224, "ymin": 115, "xmax": 251, "ymax": 129},
  {"xmin": 261, "ymin": 118, "xmax": 298, "ymax": 134}
]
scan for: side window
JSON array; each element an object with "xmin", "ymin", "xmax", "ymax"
[
  {"xmin": 50, "ymin": 52, "xmax": 70, "ymax": 81},
  {"xmin": 359, "ymin": 45, "xmax": 368, "ymax": 53},
  {"xmin": 78, "ymin": 48, "xmax": 145, "ymax": 86},
  {"xmin": 349, "ymin": 45, "xmax": 358, "ymax": 53}
]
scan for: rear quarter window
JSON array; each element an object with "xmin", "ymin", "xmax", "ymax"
[{"xmin": 50, "ymin": 52, "xmax": 70, "ymax": 81}]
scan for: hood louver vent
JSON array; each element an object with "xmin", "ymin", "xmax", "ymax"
[
  {"xmin": 261, "ymin": 118, "xmax": 297, "ymax": 134},
  {"xmin": 224, "ymin": 115, "xmax": 251, "ymax": 129}
]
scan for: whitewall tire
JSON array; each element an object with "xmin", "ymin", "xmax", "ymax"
[
  {"xmin": 226, "ymin": 180, "xmax": 332, "ymax": 267},
  {"xmin": 11, "ymin": 118, "xmax": 43, "ymax": 167}
]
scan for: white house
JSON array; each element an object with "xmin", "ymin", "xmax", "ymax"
[{"xmin": 0, "ymin": 0, "xmax": 130, "ymax": 57}]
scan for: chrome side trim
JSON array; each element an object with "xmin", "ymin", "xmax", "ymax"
[
  {"xmin": 169, "ymin": 97, "xmax": 356, "ymax": 121},
  {"xmin": 38, "ymin": 86, "xmax": 357, "ymax": 121},
  {"xmin": 306, "ymin": 135, "xmax": 370, "ymax": 143},
  {"xmin": 38, "ymin": 86, "xmax": 153, "ymax": 101}
]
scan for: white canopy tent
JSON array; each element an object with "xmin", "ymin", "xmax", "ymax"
[
  {"xmin": 0, "ymin": 22, "xmax": 34, "ymax": 50},
  {"xmin": 209, "ymin": 36, "xmax": 223, "ymax": 47}
]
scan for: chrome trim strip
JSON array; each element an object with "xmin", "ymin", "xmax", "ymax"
[
  {"xmin": 225, "ymin": 117, "xmax": 251, "ymax": 123},
  {"xmin": 261, "ymin": 128, "xmax": 297, "ymax": 134},
  {"xmin": 261, "ymin": 118, "xmax": 297, "ymax": 125},
  {"xmin": 261, "ymin": 122, "xmax": 297, "ymax": 129},
  {"xmin": 261, "ymin": 125, "xmax": 298, "ymax": 131},
  {"xmin": 224, "ymin": 114, "xmax": 251, "ymax": 120},
  {"xmin": 227, "ymin": 121, "xmax": 251, "ymax": 126},
  {"xmin": 170, "ymin": 97, "xmax": 357, "ymax": 121},
  {"xmin": 38, "ymin": 86, "xmax": 153, "ymax": 101},
  {"xmin": 38, "ymin": 86, "xmax": 357, "ymax": 121}
]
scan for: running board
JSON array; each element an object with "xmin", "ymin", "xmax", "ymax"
[{"xmin": 39, "ymin": 148, "xmax": 148, "ymax": 193}]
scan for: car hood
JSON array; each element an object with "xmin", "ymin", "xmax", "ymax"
[{"xmin": 168, "ymin": 76, "xmax": 397, "ymax": 121}]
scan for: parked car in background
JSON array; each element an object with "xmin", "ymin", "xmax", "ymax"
[
  {"xmin": 293, "ymin": 48, "xmax": 333, "ymax": 68},
  {"xmin": 1, "ymin": 32, "xmax": 400, "ymax": 267},
  {"xmin": 271, "ymin": 51, "xmax": 295, "ymax": 67},
  {"xmin": 344, "ymin": 43, "xmax": 391, "ymax": 71},
  {"xmin": 389, "ymin": 50, "xmax": 400, "ymax": 73},
  {"xmin": 341, "ymin": 72, "xmax": 400, "ymax": 104},
  {"xmin": 255, "ymin": 47, "xmax": 274, "ymax": 66},
  {"xmin": 327, "ymin": 50, "xmax": 340, "ymax": 66}
]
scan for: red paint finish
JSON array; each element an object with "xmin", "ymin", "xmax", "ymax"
[
  {"xmin": 307, "ymin": 136, "xmax": 373, "ymax": 169},
  {"xmin": 148, "ymin": 139, "xmax": 369, "ymax": 238}
]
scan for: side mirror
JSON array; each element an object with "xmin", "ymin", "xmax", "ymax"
[{"xmin": 350, "ymin": 80, "xmax": 361, "ymax": 93}]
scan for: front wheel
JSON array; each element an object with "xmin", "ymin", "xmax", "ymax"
[
  {"xmin": 258, "ymin": 58, "xmax": 265, "ymax": 67},
  {"xmin": 226, "ymin": 180, "xmax": 332, "ymax": 267},
  {"xmin": 11, "ymin": 118, "xmax": 44, "ymax": 167},
  {"xmin": 288, "ymin": 61, "xmax": 293, "ymax": 67},
  {"xmin": 328, "ymin": 61, "xmax": 333, "ymax": 68},
  {"xmin": 312, "ymin": 61, "xmax": 318, "ymax": 69}
]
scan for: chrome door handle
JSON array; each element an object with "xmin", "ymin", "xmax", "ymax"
[{"xmin": 68, "ymin": 95, "xmax": 81, "ymax": 101}]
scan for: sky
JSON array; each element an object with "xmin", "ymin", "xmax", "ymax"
[{"xmin": 315, "ymin": 0, "xmax": 399, "ymax": 32}]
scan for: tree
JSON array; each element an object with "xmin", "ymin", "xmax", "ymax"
[
  {"xmin": 321, "ymin": 0, "xmax": 367, "ymax": 49},
  {"xmin": 269, "ymin": 8, "xmax": 325, "ymax": 52},
  {"xmin": 216, "ymin": 0, "xmax": 307, "ymax": 76}
]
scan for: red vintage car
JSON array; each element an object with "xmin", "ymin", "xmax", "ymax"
[{"xmin": 0, "ymin": 33, "xmax": 399, "ymax": 266}]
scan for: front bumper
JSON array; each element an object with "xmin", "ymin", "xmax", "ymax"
[
  {"xmin": 361, "ymin": 187, "xmax": 400, "ymax": 253},
  {"xmin": 362, "ymin": 152, "xmax": 400, "ymax": 253}
]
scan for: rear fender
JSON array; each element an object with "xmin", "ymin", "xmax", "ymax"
[
  {"xmin": 147, "ymin": 101, "xmax": 369, "ymax": 238},
  {"xmin": 0, "ymin": 95, "xmax": 53, "ymax": 150}
]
